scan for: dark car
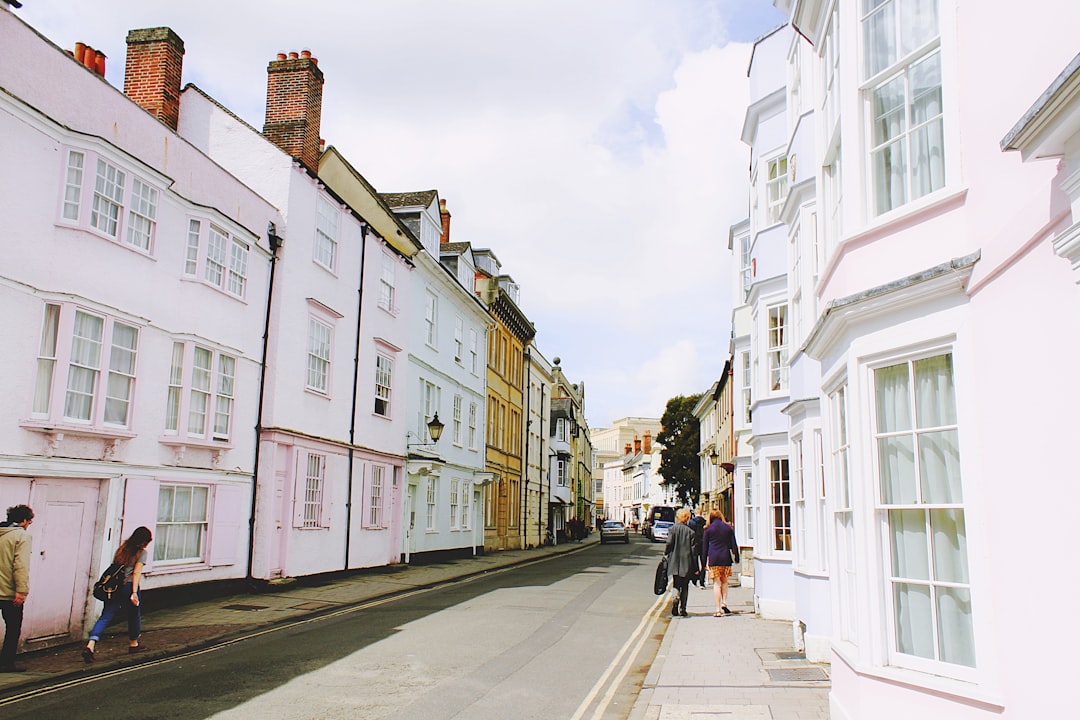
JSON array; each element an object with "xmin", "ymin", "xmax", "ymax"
[{"xmin": 600, "ymin": 520, "xmax": 630, "ymax": 544}]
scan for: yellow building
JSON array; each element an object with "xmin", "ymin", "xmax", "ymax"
[{"xmin": 475, "ymin": 253, "xmax": 535, "ymax": 551}]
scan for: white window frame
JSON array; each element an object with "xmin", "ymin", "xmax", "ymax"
[
  {"xmin": 374, "ymin": 353, "xmax": 392, "ymax": 417},
  {"xmin": 30, "ymin": 302, "xmax": 140, "ymax": 431},
  {"xmin": 766, "ymin": 154, "xmax": 789, "ymax": 225},
  {"xmin": 450, "ymin": 478, "xmax": 460, "ymax": 529},
  {"xmin": 453, "ymin": 394, "xmax": 463, "ymax": 446},
  {"xmin": 861, "ymin": 0, "xmax": 944, "ymax": 217},
  {"xmin": 378, "ymin": 252, "xmax": 396, "ymax": 312},
  {"xmin": 872, "ymin": 351, "xmax": 974, "ymax": 673},
  {"xmin": 460, "ymin": 480, "xmax": 472, "ymax": 529},
  {"xmin": 126, "ymin": 176, "xmax": 159, "ymax": 252},
  {"xmin": 314, "ymin": 196, "xmax": 339, "ymax": 272},
  {"xmin": 183, "ymin": 219, "xmax": 250, "ymax": 300},
  {"xmin": 468, "ymin": 401, "xmax": 478, "ymax": 450},
  {"xmin": 767, "ymin": 303, "xmax": 789, "ymax": 394},
  {"xmin": 769, "ymin": 458, "xmax": 791, "ymax": 553},
  {"xmin": 742, "ymin": 469, "xmax": 755, "ymax": 543},
  {"xmin": 367, "ymin": 464, "xmax": 385, "ymax": 528},
  {"xmin": 154, "ymin": 483, "xmax": 210, "ymax": 564},
  {"xmin": 424, "ymin": 292, "xmax": 438, "ymax": 348},
  {"xmin": 454, "ymin": 317, "xmax": 464, "ymax": 363},
  {"xmin": 741, "ymin": 350, "xmax": 752, "ymax": 424},
  {"xmin": 469, "ymin": 329, "xmax": 479, "ymax": 374},
  {"xmin": 419, "ymin": 380, "xmax": 441, "ymax": 443},
  {"xmin": 162, "ymin": 341, "xmax": 236, "ymax": 443},
  {"xmin": 300, "ymin": 452, "xmax": 328, "ymax": 529},
  {"xmin": 792, "ymin": 437, "xmax": 807, "ymax": 566},
  {"xmin": 306, "ymin": 317, "xmax": 333, "ymax": 396},
  {"xmin": 740, "ymin": 235, "xmax": 753, "ymax": 299},
  {"xmin": 426, "ymin": 477, "xmax": 437, "ymax": 531},
  {"xmin": 830, "ymin": 382, "xmax": 858, "ymax": 643}
]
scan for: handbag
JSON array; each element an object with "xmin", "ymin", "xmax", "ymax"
[
  {"xmin": 92, "ymin": 561, "xmax": 126, "ymax": 602},
  {"xmin": 653, "ymin": 554, "xmax": 669, "ymax": 595}
]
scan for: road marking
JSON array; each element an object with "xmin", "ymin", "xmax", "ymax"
[
  {"xmin": 569, "ymin": 592, "xmax": 667, "ymax": 720},
  {"xmin": 0, "ymin": 547, "xmax": 592, "ymax": 707}
]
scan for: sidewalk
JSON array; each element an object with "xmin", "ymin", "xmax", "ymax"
[
  {"xmin": 0, "ymin": 537, "xmax": 599, "ymax": 694},
  {"xmin": 628, "ymin": 582, "xmax": 831, "ymax": 720}
]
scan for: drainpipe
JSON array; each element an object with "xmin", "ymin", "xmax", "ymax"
[
  {"xmin": 522, "ymin": 349, "xmax": 531, "ymax": 548},
  {"xmin": 247, "ymin": 222, "xmax": 284, "ymax": 582},
  {"xmin": 344, "ymin": 223, "xmax": 369, "ymax": 571}
]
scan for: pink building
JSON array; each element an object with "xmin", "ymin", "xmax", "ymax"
[
  {"xmin": 762, "ymin": 0, "xmax": 1080, "ymax": 716},
  {"xmin": 0, "ymin": 10, "xmax": 279, "ymax": 649}
]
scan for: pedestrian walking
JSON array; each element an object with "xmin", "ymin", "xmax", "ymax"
[
  {"xmin": 664, "ymin": 508, "xmax": 700, "ymax": 617},
  {"xmin": 701, "ymin": 509, "xmax": 740, "ymax": 616},
  {"xmin": 83, "ymin": 526, "xmax": 153, "ymax": 662},
  {"xmin": 0, "ymin": 504, "xmax": 33, "ymax": 673},
  {"xmin": 689, "ymin": 512, "xmax": 706, "ymax": 587}
]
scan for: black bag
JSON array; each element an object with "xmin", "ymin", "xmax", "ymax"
[
  {"xmin": 653, "ymin": 554, "xmax": 669, "ymax": 595},
  {"xmin": 92, "ymin": 562, "xmax": 126, "ymax": 602}
]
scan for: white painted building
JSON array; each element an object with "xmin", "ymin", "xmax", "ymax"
[
  {"xmin": 381, "ymin": 193, "xmax": 490, "ymax": 561},
  {"xmin": 180, "ymin": 49, "xmax": 412, "ymax": 578},
  {"xmin": 0, "ymin": 11, "xmax": 278, "ymax": 649},
  {"xmin": 754, "ymin": 1, "xmax": 1080, "ymax": 716},
  {"xmin": 740, "ymin": 23, "xmax": 797, "ymax": 623},
  {"xmin": 524, "ymin": 347, "xmax": 553, "ymax": 546}
]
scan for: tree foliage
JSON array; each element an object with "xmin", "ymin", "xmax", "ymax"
[{"xmin": 656, "ymin": 393, "xmax": 703, "ymax": 506}]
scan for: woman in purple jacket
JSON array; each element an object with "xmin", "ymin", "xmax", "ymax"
[{"xmin": 701, "ymin": 509, "xmax": 740, "ymax": 616}]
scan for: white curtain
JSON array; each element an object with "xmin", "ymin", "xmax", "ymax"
[
  {"xmin": 876, "ymin": 363, "xmax": 915, "ymax": 503},
  {"xmin": 894, "ymin": 581, "xmax": 934, "ymax": 659},
  {"xmin": 937, "ymin": 586, "xmax": 976, "ymax": 667}
]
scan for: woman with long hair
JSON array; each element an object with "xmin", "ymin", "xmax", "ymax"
[
  {"xmin": 701, "ymin": 509, "xmax": 740, "ymax": 616},
  {"xmin": 82, "ymin": 526, "xmax": 152, "ymax": 662}
]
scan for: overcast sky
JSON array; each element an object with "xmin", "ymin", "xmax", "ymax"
[{"xmin": 15, "ymin": 0, "xmax": 786, "ymax": 429}]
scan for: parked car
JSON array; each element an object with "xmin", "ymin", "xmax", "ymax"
[
  {"xmin": 599, "ymin": 520, "xmax": 630, "ymax": 544},
  {"xmin": 651, "ymin": 520, "xmax": 675, "ymax": 543}
]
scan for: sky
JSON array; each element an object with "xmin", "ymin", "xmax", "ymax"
[{"xmin": 14, "ymin": 0, "xmax": 786, "ymax": 429}]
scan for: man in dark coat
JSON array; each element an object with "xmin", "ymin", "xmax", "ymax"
[
  {"xmin": 664, "ymin": 508, "xmax": 700, "ymax": 617},
  {"xmin": 689, "ymin": 512, "xmax": 706, "ymax": 587}
]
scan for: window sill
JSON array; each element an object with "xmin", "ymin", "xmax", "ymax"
[
  {"xmin": 304, "ymin": 387, "xmax": 332, "ymax": 400},
  {"xmin": 145, "ymin": 561, "xmax": 209, "ymax": 576},
  {"xmin": 158, "ymin": 435, "xmax": 232, "ymax": 466},
  {"xmin": 21, "ymin": 420, "xmax": 136, "ymax": 459},
  {"xmin": 179, "ymin": 276, "xmax": 248, "ymax": 304},
  {"xmin": 832, "ymin": 644, "xmax": 1002, "ymax": 710}
]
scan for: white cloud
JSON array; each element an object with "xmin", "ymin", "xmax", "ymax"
[{"xmin": 14, "ymin": 0, "xmax": 773, "ymax": 429}]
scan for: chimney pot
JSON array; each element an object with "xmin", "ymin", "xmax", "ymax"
[
  {"xmin": 643, "ymin": 431, "xmax": 652, "ymax": 454},
  {"xmin": 300, "ymin": 49, "xmax": 311, "ymax": 58},
  {"xmin": 95, "ymin": 50, "xmax": 106, "ymax": 77},
  {"xmin": 82, "ymin": 45, "xmax": 96, "ymax": 70},
  {"xmin": 264, "ymin": 51, "xmax": 325, "ymax": 171},
  {"xmin": 74, "ymin": 42, "xmax": 86, "ymax": 63}
]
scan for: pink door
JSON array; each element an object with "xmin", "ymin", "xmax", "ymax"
[{"xmin": 24, "ymin": 478, "xmax": 100, "ymax": 649}]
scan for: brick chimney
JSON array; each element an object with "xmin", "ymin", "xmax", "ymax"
[
  {"xmin": 624, "ymin": 443, "xmax": 632, "ymax": 456},
  {"xmin": 263, "ymin": 50, "xmax": 324, "ymax": 171},
  {"xmin": 124, "ymin": 28, "xmax": 185, "ymax": 130},
  {"xmin": 634, "ymin": 437, "xmax": 642, "ymax": 454},
  {"xmin": 440, "ymin": 199, "xmax": 451, "ymax": 244},
  {"xmin": 643, "ymin": 430, "xmax": 652, "ymax": 455}
]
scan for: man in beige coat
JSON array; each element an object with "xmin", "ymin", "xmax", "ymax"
[{"xmin": 0, "ymin": 504, "xmax": 33, "ymax": 672}]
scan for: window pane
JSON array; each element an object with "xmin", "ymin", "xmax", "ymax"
[
  {"xmin": 889, "ymin": 509, "xmax": 929, "ymax": 579},
  {"xmin": 913, "ymin": 352, "xmax": 955, "ymax": 427},
  {"xmin": 157, "ymin": 486, "xmax": 175, "ymax": 522},
  {"xmin": 191, "ymin": 486, "xmax": 209, "ymax": 522},
  {"xmin": 930, "ymin": 509, "xmax": 968, "ymax": 583},
  {"xmin": 875, "ymin": 362, "xmax": 911, "ymax": 432},
  {"xmin": 902, "ymin": 0, "xmax": 939, "ymax": 56},
  {"xmin": 878, "ymin": 435, "xmax": 915, "ymax": 503},
  {"xmin": 175, "ymin": 486, "xmax": 192, "ymax": 521},
  {"xmin": 936, "ymin": 586, "xmax": 975, "ymax": 667},
  {"xmin": 863, "ymin": 3, "xmax": 895, "ymax": 77},
  {"xmin": 919, "ymin": 429, "xmax": 962, "ymax": 503},
  {"xmin": 893, "ymin": 581, "xmax": 934, "ymax": 659},
  {"xmin": 33, "ymin": 304, "xmax": 61, "ymax": 414}
]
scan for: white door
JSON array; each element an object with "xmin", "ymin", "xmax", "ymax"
[{"xmin": 25, "ymin": 478, "xmax": 100, "ymax": 648}]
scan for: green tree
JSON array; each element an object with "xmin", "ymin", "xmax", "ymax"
[{"xmin": 657, "ymin": 393, "xmax": 703, "ymax": 506}]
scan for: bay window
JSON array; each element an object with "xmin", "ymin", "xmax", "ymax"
[
  {"xmin": 875, "ymin": 352, "xmax": 973, "ymax": 668},
  {"xmin": 863, "ymin": 0, "xmax": 944, "ymax": 215},
  {"xmin": 164, "ymin": 341, "xmax": 236, "ymax": 442},
  {"xmin": 830, "ymin": 383, "xmax": 858, "ymax": 643},
  {"xmin": 183, "ymin": 219, "xmax": 250, "ymax": 300},
  {"xmin": 770, "ymin": 458, "xmax": 791, "ymax": 552},
  {"xmin": 31, "ymin": 303, "xmax": 139, "ymax": 430},
  {"xmin": 767, "ymin": 304, "xmax": 789, "ymax": 393}
]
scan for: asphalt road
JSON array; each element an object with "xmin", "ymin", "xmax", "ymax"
[{"xmin": 2, "ymin": 537, "xmax": 668, "ymax": 720}]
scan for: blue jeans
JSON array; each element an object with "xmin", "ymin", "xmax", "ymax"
[
  {"xmin": 89, "ymin": 582, "xmax": 141, "ymax": 642},
  {"xmin": 0, "ymin": 599, "xmax": 24, "ymax": 666}
]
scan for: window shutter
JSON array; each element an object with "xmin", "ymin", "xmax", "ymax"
[
  {"xmin": 320, "ymin": 454, "xmax": 334, "ymax": 528},
  {"xmin": 122, "ymin": 475, "xmax": 159, "ymax": 572},
  {"xmin": 208, "ymin": 484, "xmax": 246, "ymax": 566},
  {"xmin": 292, "ymin": 450, "xmax": 306, "ymax": 528}
]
